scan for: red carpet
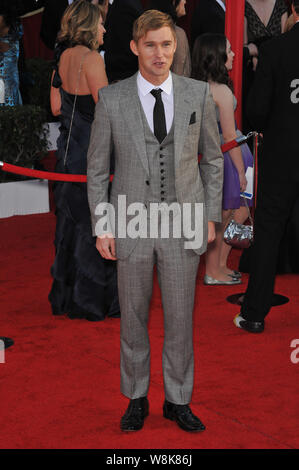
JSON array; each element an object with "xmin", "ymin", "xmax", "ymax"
[{"xmin": 0, "ymin": 212, "xmax": 299, "ymax": 449}]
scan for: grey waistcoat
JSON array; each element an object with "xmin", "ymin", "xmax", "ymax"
[{"xmin": 140, "ymin": 105, "xmax": 177, "ymax": 206}]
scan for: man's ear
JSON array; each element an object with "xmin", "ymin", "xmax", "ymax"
[{"xmin": 130, "ymin": 39, "xmax": 138, "ymax": 57}]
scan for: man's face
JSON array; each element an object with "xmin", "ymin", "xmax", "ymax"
[{"xmin": 130, "ymin": 27, "xmax": 177, "ymax": 85}]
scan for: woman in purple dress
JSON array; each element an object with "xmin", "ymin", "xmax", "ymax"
[{"xmin": 192, "ymin": 33, "xmax": 253, "ymax": 285}]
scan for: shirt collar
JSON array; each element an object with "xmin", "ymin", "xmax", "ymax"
[
  {"xmin": 137, "ymin": 71, "xmax": 173, "ymax": 97},
  {"xmin": 109, "ymin": 0, "xmax": 114, "ymax": 4},
  {"xmin": 215, "ymin": 0, "xmax": 226, "ymax": 12}
]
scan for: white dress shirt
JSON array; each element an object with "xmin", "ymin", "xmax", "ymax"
[
  {"xmin": 136, "ymin": 72, "xmax": 174, "ymax": 135},
  {"xmin": 215, "ymin": 0, "xmax": 226, "ymax": 12}
]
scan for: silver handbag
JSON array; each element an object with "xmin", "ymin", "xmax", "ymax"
[{"xmin": 223, "ymin": 196, "xmax": 253, "ymax": 249}]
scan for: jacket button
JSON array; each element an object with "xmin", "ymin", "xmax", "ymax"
[{"xmin": 146, "ymin": 180, "xmax": 150, "ymax": 185}]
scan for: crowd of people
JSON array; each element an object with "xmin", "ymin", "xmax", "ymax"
[
  {"xmin": 2, "ymin": 0, "xmax": 299, "ymax": 432},
  {"xmin": 47, "ymin": 0, "xmax": 250, "ymax": 321},
  {"xmin": 41, "ymin": 0, "xmax": 296, "ymax": 319}
]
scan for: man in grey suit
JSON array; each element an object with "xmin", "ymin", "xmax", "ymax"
[{"xmin": 87, "ymin": 10, "xmax": 223, "ymax": 432}]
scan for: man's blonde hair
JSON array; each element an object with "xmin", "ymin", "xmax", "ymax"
[
  {"xmin": 132, "ymin": 9, "xmax": 176, "ymax": 43},
  {"xmin": 58, "ymin": 0, "xmax": 103, "ymax": 50}
]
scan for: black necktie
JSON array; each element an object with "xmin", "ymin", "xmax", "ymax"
[{"xmin": 150, "ymin": 88, "xmax": 167, "ymax": 143}]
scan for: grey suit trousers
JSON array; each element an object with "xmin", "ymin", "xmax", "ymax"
[{"xmin": 118, "ymin": 235, "xmax": 200, "ymax": 405}]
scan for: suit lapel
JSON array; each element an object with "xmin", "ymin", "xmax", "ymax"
[
  {"xmin": 173, "ymin": 74, "xmax": 193, "ymax": 170},
  {"xmin": 119, "ymin": 74, "xmax": 149, "ymax": 175},
  {"xmin": 119, "ymin": 74, "xmax": 193, "ymax": 175}
]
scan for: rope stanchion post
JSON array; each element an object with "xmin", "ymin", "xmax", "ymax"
[{"xmin": 253, "ymin": 131, "xmax": 259, "ymax": 214}]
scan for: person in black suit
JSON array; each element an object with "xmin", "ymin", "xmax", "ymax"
[
  {"xmin": 40, "ymin": 0, "xmax": 68, "ymax": 50},
  {"xmin": 18, "ymin": 1, "xmax": 45, "ymax": 16},
  {"xmin": 103, "ymin": 0, "xmax": 143, "ymax": 82},
  {"xmin": 234, "ymin": 0, "xmax": 299, "ymax": 333},
  {"xmin": 191, "ymin": 0, "xmax": 226, "ymax": 49}
]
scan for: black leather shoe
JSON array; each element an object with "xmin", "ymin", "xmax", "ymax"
[
  {"xmin": 234, "ymin": 314, "xmax": 264, "ymax": 333},
  {"xmin": 120, "ymin": 397, "xmax": 149, "ymax": 432},
  {"xmin": 163, "ymin": 400, "xmax": 205, "ymax": 432}
]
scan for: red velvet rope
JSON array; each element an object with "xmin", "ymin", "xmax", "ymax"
[
  {"xmin": 1, "ymin": 162, "xmax": 88, "ymax": 182},
  {"xmin": 0, "ymin": 137, "xmax": 246, "ymax": 182}
]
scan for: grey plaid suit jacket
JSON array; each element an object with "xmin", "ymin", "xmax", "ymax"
[{"xmin": 87, "ymin": 72, "xmax": 223, "ymax": 259}]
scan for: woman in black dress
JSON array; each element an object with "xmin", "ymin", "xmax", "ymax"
[
  {"xmin": 244, "ymin": 0, "xmax": 288, "ymax": 50},
  {"xmin": 49, "ymin": 0, "xmax": 120, "ymax": 321},
  {"xmin": 242, "ymin": 0, "xmax": 288, "ymax": 133}
]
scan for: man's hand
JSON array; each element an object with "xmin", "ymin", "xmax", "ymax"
[
  {"xmin": 96, "ymin": 234, "xmax": 117, "ymax": 260},
  {"xmin": 207, "ymin": 221, "xmax": 216, "ymax": 244}
]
